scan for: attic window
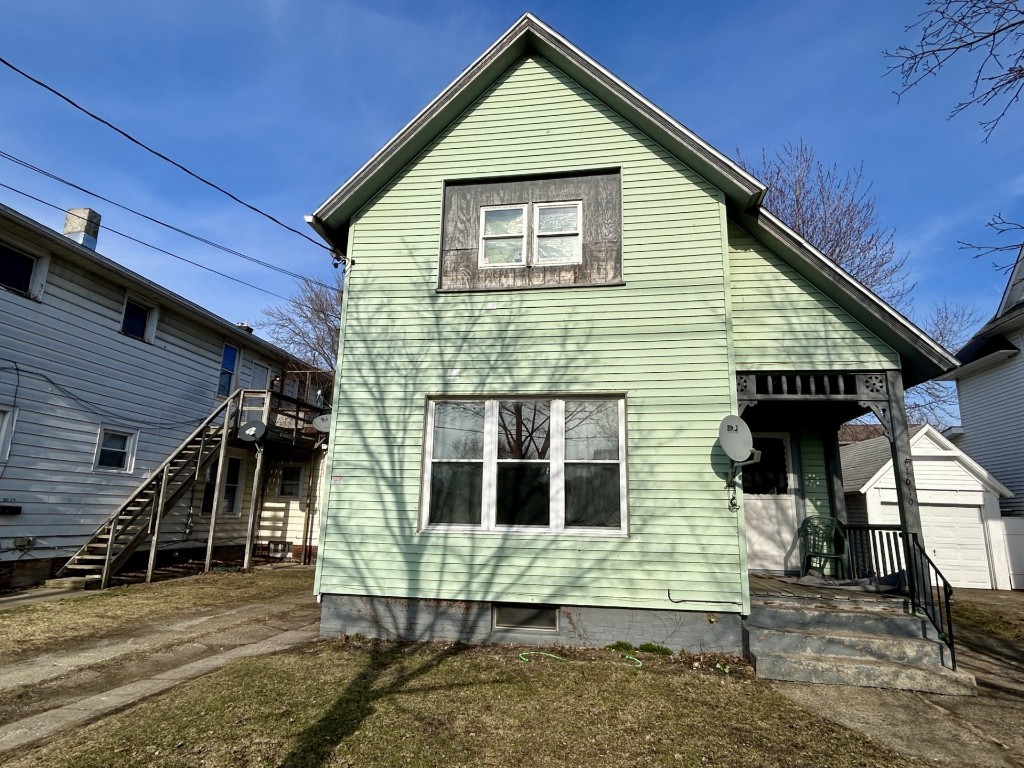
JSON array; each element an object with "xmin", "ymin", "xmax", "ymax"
[
  {"xmin": 121, "ymin": 300, "xmax": 150, "ymax": 340},
  {"xmin": 440, "ymin": 170, "xmax": 621, "ymax": 292},
  {"xmin": 0, "ymin": 240, "xmax": 49, "ymax": 299}
]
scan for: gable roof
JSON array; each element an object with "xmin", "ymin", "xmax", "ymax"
[
  {"xmin": 841, "ymin": 424, "xmax": 1012, "ymax": 497},
  {"xmin": 308, "ymin": 13, "xmax": 957, "ymax": 387},
  {"xmin": 952, "ymin": 244, "xmax": 1024, "ymax": 373},
  {"xmin": 0, "ymin": 202, "xmax": 302, "ymax": 366}
]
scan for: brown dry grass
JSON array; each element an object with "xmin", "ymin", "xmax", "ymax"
[
  {"xmin": 3, "ymin": 640, "xmax": 914, "ymax": 768},
  {"xmin": 0, "ymin": 567, "xmax": 312, "ymax": 661},
  {"xmin": 951, "ymin": 588, "xmax": 1024, "ymax": 644}
]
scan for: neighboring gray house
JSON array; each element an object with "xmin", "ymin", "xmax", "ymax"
[
  {"xmin": 842, "ymin": 425, "xmax": 1015, "ymax": 590},
  {"xmin": 0, "ymin": 204, "xmax": 327, "ymax": 590},
  {"xmin": 946, "ymin": 245, "xmax": 1024, "ymax": 589}
]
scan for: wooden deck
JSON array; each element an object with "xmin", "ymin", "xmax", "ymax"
[{"xmin": 749, "ymin": 573, "xmax": 907, "ymax": 604}]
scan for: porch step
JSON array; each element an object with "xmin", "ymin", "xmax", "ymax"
[
  {"xmin": 744, "ymin": 600, "xmax": 975, "ymax": 694},
  {"xmin": 749, "ymin": 652, "xmax": 977, "ymax": 696}
]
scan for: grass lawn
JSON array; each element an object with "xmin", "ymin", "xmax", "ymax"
[
  {"xmin": 3, "ymin": 639, "xmax": 913, "ymax": 768},
  {"xmin": 0, "ymin": 567, "xmax": 313, "ymax": 661},
  {"xmin": 950, "ymin": 588, "xmax": 1024, "ymax": 644}
]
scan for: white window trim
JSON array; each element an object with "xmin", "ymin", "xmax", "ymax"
[
  {"xmin": 533, "ymin": 201, "xmax": 583, "ymax": 266},
  {"xmin": 93, "ymin": 427, "xmax": 138, "ymax": 473},
  {"xmin": 478, "ymin": 204, "xmax": 527, "ymax": 269},
  {"xmin": 120, "ymin": 295, "xmax": 159, "ymax": 343},
  {"xmin": 420, "ymin": 397, "xmax": 628, "ymax": 537},
  {"xmin": 277, "ymin": 463, "xmax": 304, "ymax": 498},
  {"xmin": 218, "ymin": 343, "xmax": 240, "ymax": 397},
  {"xmin": 0, "ymin": 236, "xmax": 50, "ymax": 300},
  {"xmin": 0, "ymin": 407, "xmax": 17, "ymax": 462},
  {"xmin": 250, "ymin": 360, "xmax": 272, "ymax": 390},
  {"xmin": 222, "ymin": 452, "xmax": 247, "ymax": 517}
]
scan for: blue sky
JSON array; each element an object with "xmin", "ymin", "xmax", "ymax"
[{"xmin": 1, "ymin": 1, "xmax": 1021, "ymax": 338}]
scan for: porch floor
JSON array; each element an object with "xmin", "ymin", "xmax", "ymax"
[{"xmin": 749, "ymin": 573, "xmax": 908, "ymax": 606}]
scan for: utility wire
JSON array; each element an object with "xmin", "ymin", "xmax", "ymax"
[
  {"xmin": 0, "ymin": 149, "xmax": 333, "ymax": 290},
  {"xmin": 0, "ymin": 54, "xmax": 329, "ymax": 251},
  {"xmin": 0, "ymin": 182, "xmax": 289, "ymax": 300}
]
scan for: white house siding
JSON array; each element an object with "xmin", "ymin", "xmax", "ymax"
[
  {"xmin": 0, "ymin": 222, "xmax": 298, "ymax": 571},
  {"xmin": 956, "ymin": 332, "xmax": 1024, "ymax": 517}
]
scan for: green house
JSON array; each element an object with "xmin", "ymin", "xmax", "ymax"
[{"xmin": 307, "ymin": 15, "xmax": 955, "ymax": 654}]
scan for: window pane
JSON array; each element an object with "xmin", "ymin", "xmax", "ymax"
[
  {"xmin": 535, "ymin": 235, "xmax": 579, "ymax": 265},
  {"xmin": 0, "ymin": 244, "xmax": 34, "ymax": 293},
  {"xmin": 483, "ymin": 207, "xmax": 524, "ymax": 236},
  {"xmin": 565, "ymin": 401, "xmax": 619, "ymax": 460},
  {"xmin": 101, "ymin": 432, "xmax": 129, "ymax": 452},
  {"xmin": 742, "ymin": 437, "xmax": 788, "ymax": 495},
  {"xmin": 221, "ymin": 345, "xmax": 238, "ymax": 372},
  {"xmin": 433, "ymin": 401, "xmax": 484, "ymax": 459},
  {"xmin": 482, "ymin": 238, "xmax": 524, "ymax": 266},
  {"xmin": 121, "ymin": 300, "xmax": 149, "ymax": 339},
  {"xmin": 537, "ymin": 205, "xmax": 579, "ymax": 234},
  {"xmin": 429, "ymin": 463, "xmax": 482, "ymax": 524},
  {"xmin": 98, "ymin": 432, "xmax": 129, "ymax": 469},
  {"xmin": 280, "ymin": 466, "xmax": 301, "ymax": 496},
  {"xmin": 496, "ymin": 464, "xmax": 550, "ymax": 526},
  {"xmin": 565, "ymin": 464, "xmax": 620, "ymax": 527},
  {"xmin": 497, "ymin": 401, "xmax": 550, "ymax": 459}
]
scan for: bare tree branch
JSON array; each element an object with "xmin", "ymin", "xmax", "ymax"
[
  {"xmin": 737, "ymin": 140, "xmax": 914, "ymax": 310},
  {"xmin": 258, "ymin": 274, "xmax": 343, "ymax": 372},
  {"xmin": 886, "ymin": 0, "xmax": 1024, "ymax": 141}
]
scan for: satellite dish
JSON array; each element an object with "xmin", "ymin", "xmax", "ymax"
[
  {"xmin": 238, "ymin": 420, "xmax": 266, "ymax": 442},
  {"xmin": 312, "ymin": 414, "xmax": 332, "ymax": 433},
  {"xmin": 719, "ymin": 415, "xmax": 753, "ymax": 462}
]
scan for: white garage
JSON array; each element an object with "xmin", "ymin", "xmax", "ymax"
[{"xmin": 842, "ymin": 425, "xmax": 1015, "ymax": 590}]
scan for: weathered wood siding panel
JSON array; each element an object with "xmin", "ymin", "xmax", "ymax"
[
  {"xmin": 0, "ymin": 240, "xmax": 291, "ymax": 562},
  {"xmin": 728, "ymin": 223, "xmax": 899, "ymax": 370},
  {"xmin": 318, "ymin": 55, "xmax": 744, "ymax": 611},
  {"xmin": 956, "ymin": 332, "xmax": 1024, "ymax": 516}
]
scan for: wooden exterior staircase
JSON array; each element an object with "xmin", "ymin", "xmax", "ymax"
[{"xmin": 57, "ymin": 392, "xmax": 240, "ymax": 588}]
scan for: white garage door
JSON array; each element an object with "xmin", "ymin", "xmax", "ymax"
[{"xmin": 881, "ymin": 503, "xmax": 992, "ymax": 589}]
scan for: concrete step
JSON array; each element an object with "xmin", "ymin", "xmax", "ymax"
[
  {"xmin": 747, "ymin": 602, "xmax": 939, "ymax": 641},
  {"xmin": 751, "ymin": 651, "xmax": 976, "ymax": 695},
  {"xmin": 745, "ymin": 626, "xmax": 951, "ymax": 667}
]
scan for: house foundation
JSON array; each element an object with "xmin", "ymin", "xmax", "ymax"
[{"xmin": 319, "ymin": 594, "xmax": 743, "ymax": 653}]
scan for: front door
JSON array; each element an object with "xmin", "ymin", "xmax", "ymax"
[{"xmin": 743, "ymin": 433, "xmax": 801, "ymax": 573}]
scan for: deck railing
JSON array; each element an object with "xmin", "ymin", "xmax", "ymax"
[{"xmin": 845, "ymin": 523, "xmax": 957, "ymax": 669}]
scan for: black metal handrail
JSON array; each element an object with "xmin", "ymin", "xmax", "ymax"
[{"xmin": 845, "ymin": 523, "xmax": 956, "ymax": 669}]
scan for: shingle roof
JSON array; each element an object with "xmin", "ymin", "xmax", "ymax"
[{"xmin": 840, "ymin": 426, "xmax": 925, "ymax": 493}]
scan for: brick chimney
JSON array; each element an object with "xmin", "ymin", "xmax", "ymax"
[{"xmin": 63, "ymin": 208, "xmax": 101, "ymax": 250}]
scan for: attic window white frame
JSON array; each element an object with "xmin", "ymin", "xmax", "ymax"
[
  {"xmin": 419, "ymin": 396, "xmax": 628, "ymax": 536},
  {"xmin": 533, "ymin": 201, "xmax": 583, "ymax": 266},
  {"xmin": 0, "ymin": 237, "xmax": 50, "ymax": 301},
  {"xmin": 478, "ymin": 204, "xmax": 527, "ymax": 268},
  {"xmin": 120, "ymin": 295, "xmax": 159, "ymax": 343}
]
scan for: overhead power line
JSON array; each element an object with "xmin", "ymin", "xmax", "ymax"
[
  {"xmin": 0, "ymin": 148, "xmax": 333, "ymax": 290},
  {"xmin": 0, "ymin": 54, "xmax": 329, "ymax": 251},
  {"xmin": 0, "ymin": 182, "xmax": 289, "ymax": 300}
]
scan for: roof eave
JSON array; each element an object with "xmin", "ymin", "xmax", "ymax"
[
  {"xmin": 732, "ymin": 206, "xmax": 958, "ymax": 387},
  {"xmin": 309, "ymin": 13, "xmax": 765, "ymax": 249}
]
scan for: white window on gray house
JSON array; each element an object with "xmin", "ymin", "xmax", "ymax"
[
  {"xmin": 218, "ymin": 344, "xmax": 239, "ymax": 397},
  {"xmin": 278, "ymin": 465, "xmax": 302, "ymax": 497},
  {"xmin": 0, "ymin": 407, "xmax": 16, "ymax": 462},
  {"xmin": 121, "ymin": 298, "xmax": 153, "ymax": 341},
  {"xmin": 0, "ymin": 240, "xmax": 49, "ymax": 299},
  {"xmin": 422, "ymin": 397, "xmax": 627, "ymax": 534},
  {"xmin": 94, "ymin": 428, "xmax": 136, "ymax": 471},
  {"xmin": 250, "ymin": 361, "xmax": 271, "ymax": 390},
  {"xmin": 200, "ymin": 456, "xmax": 244, "ymax": 516}
]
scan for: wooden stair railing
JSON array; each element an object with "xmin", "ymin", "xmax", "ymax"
[{"xmin": 57, "ymin": 391, "xmax": 241, "ymax": 588}]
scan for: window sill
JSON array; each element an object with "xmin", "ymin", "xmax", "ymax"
[
  {"xmin": 436, "ymin": 280, "xmax": 626, "ymax": 294},
  {"xmin": 419, "ymin": 524, "xmax": 628, "ymax": 538}
]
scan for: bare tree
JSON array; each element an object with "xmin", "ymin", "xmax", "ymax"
[
  {"xmin": 886, "ymin": 0, "xmax": 1024, "ymax": 141},
  {"xmin": 259, "ymin": 274, "xmax": 343, "ymax": 372},
  {"xmin": 738, "ymin": 140, "xmax": 913, "ymax": 310}
]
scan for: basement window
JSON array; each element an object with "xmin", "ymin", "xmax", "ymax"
[{"xmin": 493, "ymin": 604, "xmax": 559, "ymax": 631}]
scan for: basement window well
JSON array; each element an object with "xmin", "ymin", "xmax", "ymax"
[{"xmin": 492, "ymin": 603, "xmax": 559, "ymax": 631}]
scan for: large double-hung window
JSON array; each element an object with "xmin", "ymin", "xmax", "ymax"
[{"xmin": 423, "ymin": 397, "xmax": 626, "ymax": 534}]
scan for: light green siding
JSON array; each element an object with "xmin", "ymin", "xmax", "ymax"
[
  {"xmin": 318, "ymin": 55, "xmax": 744, "ymax": 612},
  {"xmin": 728, "ymin": 224, "xmax": 900, "ymax": 370},
  {"xmin": 799, "ymin": 433, "xmax": 831, "ymax": 517}
]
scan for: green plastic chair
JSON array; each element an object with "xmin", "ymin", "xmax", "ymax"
[{"xmin": 798, "ymin": 515, "xmax": 848, "ymax": 579}]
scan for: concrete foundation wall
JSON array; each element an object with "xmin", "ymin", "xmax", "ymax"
[{"xmin": 319, "ymin": 594, "xmax": 743, "ymax": 654}]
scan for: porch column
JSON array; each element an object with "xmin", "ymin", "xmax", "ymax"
[{"xmin": 823, "ymin": 430, "xmax": 847, "ymax": 524}]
